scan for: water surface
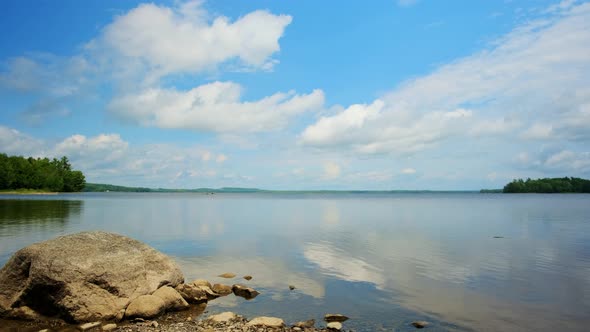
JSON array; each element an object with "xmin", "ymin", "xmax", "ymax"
[{"xmin": 1, "ymin": 193, "xmax": 589, "ymax": 331}]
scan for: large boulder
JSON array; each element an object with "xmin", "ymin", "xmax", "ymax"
[{"xmin": 0, "ymin": 231, "xmax": 184, "ymax": 322}]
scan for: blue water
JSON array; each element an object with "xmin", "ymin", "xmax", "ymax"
[{"xmin": 1, "ymin": 193, "xmax": 589, "ymax": 331}]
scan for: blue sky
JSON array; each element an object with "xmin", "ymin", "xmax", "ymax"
[{"xmin": 1, "ymin": 0, "xmax": 589, "ymax": 190}]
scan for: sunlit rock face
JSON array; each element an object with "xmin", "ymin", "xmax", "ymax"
[{"xmin": 0, "ymin": 231, "xmax": 184, "ymax": 322}]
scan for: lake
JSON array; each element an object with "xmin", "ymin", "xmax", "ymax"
[{"xmin": 1, "ymin": 193, "xmax": 589, "ymax": 331}]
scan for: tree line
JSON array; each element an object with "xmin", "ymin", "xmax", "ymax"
[
  {"xmin": 0, "ymin": 153, "xmax": 86, "ymax": 192},
  {"xmin": 503, "ymin": 177, "xmax": 590, "ymax": 193}
]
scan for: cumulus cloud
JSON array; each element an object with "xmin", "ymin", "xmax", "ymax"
[
  {"xmin": 0, "ymin": 126, "xmax": 44, "ymax": 155},
  {"xmin": 0, "ymin": 126, "xmax": 235, "ymax": 187},
  {"xmin": 300, "ymin": 2, "xmax": 590, "ymax": 155},
  {"xmin": 92, "ymin": 0, "xmax": 292, "ymax": 82},
  {"xmin": 109, "ymin": 82, "xmax": 324, "ymax": 133}
]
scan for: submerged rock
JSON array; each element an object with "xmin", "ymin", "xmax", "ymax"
[
  {"xmin": 232, "ymin": 284, "xmax": 260, "ymax": 300},
  {"xmin": 211, "ymin": 283, "xmax": 233, "ymax": 296},
  {"xmin": 324, "ymin": 314, "xmax": 349, "ymax": 322},
  {"xmin": 411, "ymin": 321, "xmax": 429, "ymax": 328},
  {"xmin": 0, "ymin": 231, "xmax": 183, "ymax": 322},
  {"xmin": 289, "ymin": 285, "xmax": 296, "ymax": 290},
  {"xmin": 217, "ymin": 273, "xmax": 236, "ymax": 278}
]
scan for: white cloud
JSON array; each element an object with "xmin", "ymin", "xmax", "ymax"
[
  {"xmin": 0, "ymin": 126, "xmax": 44, "ymax": 156},
  {"xmin": 401, "ymin": 168, "xmax": 416, "ymax": 174},
  {"xmin": 323, "ymin": 161, "xmax": 341, "ymax": 179},
  {"xmin": 93, "ymin": 1, "xmax": 292, "ymax": 81},
  {"xmin": 109, "ymin": 81, "xmax": 324, "ymax": 133},
  {"xmin": 0, "ymin": 126, "xmax": 238, "ymax": 187},
  {"xmin": 521, "ymin": 123, "xmax": 554, "ymax": 140},
  {"xmin": 300, "ymin": 2, "xmax": 590, "ymax": 155}
]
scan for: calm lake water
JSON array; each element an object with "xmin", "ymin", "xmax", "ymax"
[{"xmin": 1, "ymin": 193, "xmax": 589, "ymax": 331}]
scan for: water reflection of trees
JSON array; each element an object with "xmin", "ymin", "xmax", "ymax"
[{"xmin": 0, "ymin": 200, "xmax": 83, "ymax": 225}]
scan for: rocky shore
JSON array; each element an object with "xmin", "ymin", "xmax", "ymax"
[{"xmin": 0, "ymin": 232, "xmax": 368, "ymax": 332}]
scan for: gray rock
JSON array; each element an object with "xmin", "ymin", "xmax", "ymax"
[
  {"xmin": 232, "ymin": 284, "xmax": 260, "ymax": 300},
  {"xmin": 124, "ymin": 295, "xmax": 166, "ymax": 319},
  {"xmin": 327, "ymin": 322, "xmax": 342, "ymax": 330},
  {"xmin": 211, "ymin": 283, "xmax": 233, "ymax": 296},
  {"xmin": 152, "ymin": 286, "xmax": 189, "ymax": 311},
  {"xmin": 324, "ymin": 314, "xmax": 349, "ymax": 322},
  {"xmin": 0, "ymin": 231, "xmax": 183, "ymax": 322},
  {"xmin": 175, "ymin": 284, "xmax": 208, "ymax": 303}
]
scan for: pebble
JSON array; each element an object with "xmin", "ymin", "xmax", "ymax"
[
  {"xmin": 327, "ymin": 322, "xmax": 342, "ymax": 330},
  {"xmin": 411, "ymin": 320, "xmax": 429, "ymax": 328}
]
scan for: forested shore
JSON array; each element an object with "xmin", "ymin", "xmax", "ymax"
[
  {"xmin": 0, "ymin": 154, "xmax": 85, "ymax": 192},
  {"xmin": 503, "ymin": 177, "xmax": 590, "ymax": 193}
]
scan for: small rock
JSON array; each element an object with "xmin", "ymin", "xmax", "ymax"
[
  {"xmin": 208, "ymin": 311, "xmax": 237, "ymax": 323},
  {"xmin": 38, "ymin": 329, "xmax": 50, "ymax": 332},
  {"xmin": 243, "ymin": 275, "xmax": 253, "ymax": 280},
  {"xmin": 125, "ymin": 295, "xmax": 166, "ymax": 319},
  {"xmin": 289, "ymin": 285, "xmax": 296, "ymax": 290},
  {"xmin": 191, "ymin": 279, "xmax": 213, "ymax": 288},
  {"xmin": 197, "ymin": 285, "xmax": 220, "ymax": 300},
  {"xmin": 324, "ymin": 314, "xmax": 349, "ymax": 322},
  {"xmin": 102, "ymin": 323, "xmax": 117, "ymax": 331},
  {"xmin": 7, "ymin": 306, "xmax": 42, "ymax": 321},
  {"xmin": 186, "ymin": 316, "xmax": 192, "ymax": 321},
  {"xmin": 232, "ymin": 284, "xmax": 260, "ymax": 300},
  {"xmin": 293, "ymin": 319, "xmax": 315, "ymax": 328},
  {"xmin": 152, "ymin": 286, "xmax": 189, "ymax": 311},
  {"xmin": 493, "ymin": 236, "xmax": 504, "ymax": 239},
  {"xmin": 293, "ymin": 327, "xmax": 302, "ymax": 331},
  {"xmin": 218, "ymin": 272, "xmax": 236, "ymax": 278},
  {"xmin": 411, "ymin": 321, "xmax": 429, "ymax": 329},
  {"xmin": 212, "ymin": 283, "xmax": 233, "ymax": 295},
  {"xmin": 151, "ymin": 321, "xmax": 159, "ymax": 328},
  {"xmin": 246, "ymin": 316, "xmax": 284, "ymax": 328},
  {"xmin": 78, "ymin": 321, "xmax": 101, "ymax": 331},
  {"xmin": 327, "ymin": 322, "xmax": 342, "ymax": 330},
  {"xmin": 175, "ymin": 283, "xmax": 208, "ymax": 303}
]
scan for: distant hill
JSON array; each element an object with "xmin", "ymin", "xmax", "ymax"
[
  {"xmin": 83, "ymin": 183, "xmax": 264, "ymax": 193},
  {"xmin": 83, "ymin": 183, "xmax": 479, "ymax": 194}
]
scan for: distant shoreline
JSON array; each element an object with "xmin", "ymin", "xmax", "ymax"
[{"xmin": 0, "ymin": 190, "xmax": 58, "ymax": 195}]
